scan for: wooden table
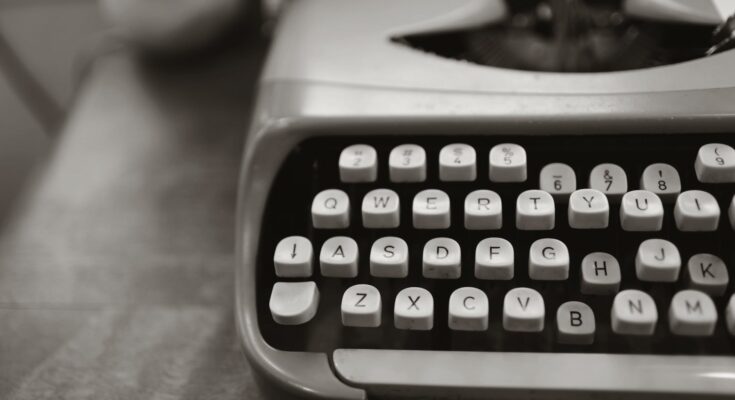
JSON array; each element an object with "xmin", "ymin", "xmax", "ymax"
[{"xmin": 0, "ymin": 36, "xmax": 289, "ymax": 399}]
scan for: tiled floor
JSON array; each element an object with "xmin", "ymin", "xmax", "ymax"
[{"xmin": 0, "ymin": 0, "xmax": 106, "ymax": 222}]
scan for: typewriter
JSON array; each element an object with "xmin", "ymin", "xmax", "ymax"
[{"xmin": 237, "ymin": 0, "xmax": 735, "ymax": 398}]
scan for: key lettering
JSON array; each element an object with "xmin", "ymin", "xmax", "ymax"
[
  {"xmin": 570, "ymin": 311, "xmax": 583, "ymax": 327},
  {"xmin": 463, "ymin": 296, "xmax": 476, "ymax": 310},
  {"xmin": 332, "ymin": 245, "xmax": 345, "ymax": 258},
  {"xmin": 383, "ymin": 245, "xmax": 395, "ymax": 258},
  {"xmin": 436, "ymin": 246, "xmax": 449, "ymax": 259},
  {"xmin": 408, "ymin": 295, "xmax": 421, "ymax": 310},
  {"xmin": 542, "ymin": 246, "xmax": 556, "ymax": 260},
  {"xmin": 426, "ymin": 197, "xmax": 437, "ymax": 210},
  {"xmin": 553, "ymin": 175, "xmax": 562, "ymax": 191},
  {"xmin": 593, "ymin": 260, "xmax": 608, "ymax": 276},
  {"xmin": 291, "ymin": 243, "xmax": 297, "ymax": 259},
  {"xmin": 324, "ymin": 197, "xmax": 338, "ymax": 209},
  {"xmin": 635, "ymin": 198, "xmax": 649, "ymax": 211},
  {"xmin": 530, "ymin": 197, "xmax": 540, "ymax": 210},
  {"xmin": 685, "ymin": 300, "xmax": 703, "ymax": 314},
  {"xmin": 582, "ymin": 196, "xmax": 595, "ymax": 208},
  {"xmin": 694, "ymin": 198, "xmax": 701, "ymax": 211},
  {"xmin": 700, "ymin": 262, "xmax": 715, "ymax": 278},
  {"xmin": 628, "ymin": 299, "xmax": 643, "ymax": 314},
  {"xmin": 654, "ymin": 248, "xmax": 665, "ymax": 261},
  {"xmin": 489, "ymin": 246, "xmax": 500, "ymax": 259},
  {"xmin": 355, "ymin": 293, "xmax": 367, "ymax": 307},
  {"xmin": 517, "ymin": 296, "xmax": 530, "ymax": 311},
  {"xmin": 477, "ymin": 198, "xmax": 490, "ymax": 210},
  {"xmin": 373, "ymin": 196, "xmax": 391, "ymax": 208}
]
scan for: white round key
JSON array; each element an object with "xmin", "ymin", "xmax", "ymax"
[
  {"xmin": 389, "ymin": 144, "xmax": 426, "ymax": 182},
  {"xmin": 687, "ymin": 253, "xmax": 729, "ymax": 296},
  {"xmin": 311, "ymin": 189, "xmax": 350, "ymax": 228},
  {"xmin": 640, "ymin": 163, "xmax": 681, "ymax": 200},
  {"xmin": 503, "ymin": 287, "xmax": 544, "ymax": 332},
  {"xmin": 556, "ymin": 301, "xmax": 595, "ymax": 345},
  {"xmin": 539, "ymin": 163, "xmax": 576, "ymax": 199},
  {"xmin": 439, "ymin": 143, "xmax": 476, "ymax": 181},
  {"xmin": 589, "ymin": 163, "xmax": 627, "ymax": 199},
  {"xmin": 362, "ymin": 188, "xmax": 400, "ymax": 228},
  {"xmin": 319, "ymin": 236, "xmax": 358, "ymax": 278},
  {"xmin": 635, "ymin": 239, "xmax": 681, "ymax": 282},
  {"xmin": 568, "ymin": 189, "xmax": 609, "ymax": 229},
  {"xmin": 580, "ymin": 252, "xmax": 621, "ymax": 295},
  {"xmin": 341, "ymin": 284, "xmax": 381, "ymax": 327},
  {"xmin": 668, "ymin": 289, "xmax": 717, "ymax": 336},
  {"xmin": 695, "ymin": 143, "xmax": 735, "ymax": 183},
  {"xmin": 730, "ymin": 195, "xmax": 735, "ymax": 230},
  {"xmin": 413, "ymin": 189, "xmax": 450, "ymax": 229},
  {"xmin": 529, "ymin": 238, "xmax": 569, "ymax": 280},
  {"xmin": 448, "ymin": 287, "xmax": 489, "ymax": 331},
  {"xmin": 489, "ymin": 143, "xmax": 527, "ymax": 182},
  {"xmin": 369, "ymin": 237, "xmax": 408, "ymax": 278},
  {"xmin": 516, "ymin": 190, "xmax": 555, "ymax": 230},
  {"xmin": 269, "ymin": 281, "xmax": 319, "ymax": 325},
  {"xmin": 674, "ymin": 190, "xmax": 720, "ymax": 231},
  {"xmin": 464, "ymin": 190, "xmax": 502, "ymax": 230},
  {"xmin": 611, "ymin": 289, "xmax": 657, "ymax": 335},
  {"xmin": 620, "ymin": 190, "xmax": 663, "ymax": 231},
  {"xmin": 394, "ymin": 287, "xmax": 433, "ymax": 330},
  {"xmin": 475, "ymin": 237, "xmax": 514, "ymax": 280},
  {"xmin": 422, "ymin": 237, "xmax": 461, "ymax": 279},
  {"xmin": 727, "ymin": 295, "xmax": 735, "ymax": 335},
  {"xmin": 339, "ymin": 144, "xmax": 377, "ymax": 182},
  {"xmin": 273, "ymin": 236, "xmax": 313, "ymax": 278}
]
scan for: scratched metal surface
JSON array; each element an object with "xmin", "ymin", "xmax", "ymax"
[{"xmin": 0, "ymin": 37, "xmax": 288, "ymax": 399}]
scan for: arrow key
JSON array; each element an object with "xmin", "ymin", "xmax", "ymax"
[{"xmin": 274, "ymin": 236, "xmax": 313, "ymax": 278}]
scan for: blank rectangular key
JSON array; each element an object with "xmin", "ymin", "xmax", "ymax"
[{"xmin": 269, "ymin": 281, "xmax": 319, "ymax": 325}]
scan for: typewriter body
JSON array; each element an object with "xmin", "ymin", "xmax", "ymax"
[{"xmin": 237, "ymin": 1, "xmax": 735, "ymax": 398}]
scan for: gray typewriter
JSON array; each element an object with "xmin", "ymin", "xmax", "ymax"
[{"xmin": 237, "ymin": 0, "xmax": 735, "ymax": 398}]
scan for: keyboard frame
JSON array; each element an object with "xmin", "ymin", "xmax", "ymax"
[
  {"xmin": 238, "ymin": 1, "xmax": 735, "ymax": 397},
  {"xmin": 237, "ymin": 94, "xmax": 735, "ymax": 399}
]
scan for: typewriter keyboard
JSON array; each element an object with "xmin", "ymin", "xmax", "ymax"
[{"xmin": 256, "ymin": 134, "xmax": 735, "ymax": 354}]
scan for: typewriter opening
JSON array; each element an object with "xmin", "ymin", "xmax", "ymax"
[{"xmin": 393, "ymin": 0, "xmax": 730, "ymax": 73}]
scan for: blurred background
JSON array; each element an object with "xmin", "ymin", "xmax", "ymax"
[{"xmin": 0, "ymin": 0, "xmax": 107, "ymax": 224}]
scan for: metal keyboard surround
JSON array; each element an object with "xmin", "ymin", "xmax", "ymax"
[{"xmin": 256, "ymin": 134, "xmax": 735, "ymax": 356}]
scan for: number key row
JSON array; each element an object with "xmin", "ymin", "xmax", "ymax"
[{"xmin": 339, "ymin": 143, "xmax": 735, "ymax": 186}]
